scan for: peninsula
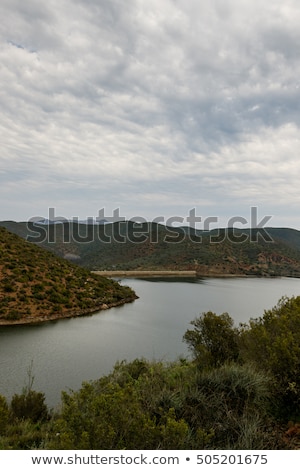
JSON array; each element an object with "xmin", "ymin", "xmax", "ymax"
[{"xmin": 0, "ymin": 227, "xmax": 137, "ymax": 326}]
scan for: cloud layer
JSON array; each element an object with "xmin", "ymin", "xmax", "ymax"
[{"xmin": 1, "ymin": 0, "xmax": 300, "ymax": 227}]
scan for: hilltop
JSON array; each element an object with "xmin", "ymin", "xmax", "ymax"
[
  {"xmin": 2, "ymin": 221, "xmax": 300, "ymax": 278},
  {"xmin": 0, "ymin": 226, "xmax": 137, "ymax": 325}
]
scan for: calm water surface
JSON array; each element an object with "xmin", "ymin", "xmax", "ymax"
[{"xmin": 1, "ymin": 276, "xmax": 300, "ymax": 407}]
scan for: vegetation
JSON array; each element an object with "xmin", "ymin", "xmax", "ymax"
[
  {"xmin": 183, "ymin": 311, "xmax": 239, "ymax": 368},
  {"xmin": 0, "ymin": 226, "xmax": 137, "ymax": 324},
  {"xmin": 238, "ymin": 296, "xmax": 300, "ymax": 420},
  {"xmin": 0, "ymin": 296, "xmax": 300, "ymax": 449},
  {"xmin": 2, "ymin": 221, "xmax": 300, "ymax": 277},
  {"xmin": 1, "ymin": 221, "xmax": 300, "ymax": 448}
]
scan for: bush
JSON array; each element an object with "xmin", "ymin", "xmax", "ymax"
[
  {"xmin": 10, "ymin": 390, "xmax": 48, "ymax": 423},
  {"xmin": 239, "ymin": 296, "xmax": 300, "ymax": 419},
  {"xmin": 47, "ymin": 359, "xmax": 282, "ymax": 450},
  {"xmin": 0, "ymin": 419, "xmax": 47, "ymax": 450},
  {"xmin": 0, "ymin": 395, "xmax": 9, "ymax": 434},
  {"xmin": 48, "ymin": 360, "xmax": 211, "ymax": 450},
  {"xmin": 183, "ymin": 311, "xmax": 239, "ymax": 368},
  {"xmin": 5, "ymin": 311, "xmax": 22, "ymax": 321},
  {"xmin": 189, "ymin": 364, "xmax": 273, "ymax": 449},
  {"xmin": 49, "ymin": 382, "xmax": 157, "ymax": 449}
]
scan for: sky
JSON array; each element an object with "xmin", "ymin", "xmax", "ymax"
[{"xmin": 1, "ymin": 0, "xmax": 300, "ymax": 229}]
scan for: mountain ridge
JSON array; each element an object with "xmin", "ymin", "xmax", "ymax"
[{"xmin": 2, "ymin": 220, "xmax": 300, "ymax": 277}]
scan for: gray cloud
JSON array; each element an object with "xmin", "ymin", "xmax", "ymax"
[{"xmin": 1, "ymin": 0, "xmax": 300, "ymax": 226}]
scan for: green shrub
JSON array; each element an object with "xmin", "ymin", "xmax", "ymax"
[
  {"xmin": 1, "ymin": 419, "xmax": 47, "ymax": 450},
  {"xmin": 183, "ymin": 311, "xmax": 239, "ymax": 368},
  {"xmin": 49, "ymin": 382, "xmax": 158, "ymax": 449},
  {"xmin": 5, "ymin": 311, "xmax": 22, "ymax": 321},
  {"xmin": 239, "ymin": 296, "xmax": 300, "ymax": 419},
  {"xmin": 47, "ymin": 358, "xmax": 281, "ymax": 450},
  {"xmin": 0, "ymin": 395, "xmax": 9, "ymax": 434},
  {"xmin": 10, "ymin": 390, "xmax": 48, "ymax": 423},
  {"xmin": 3, "ymin": 284, "xmax": 15, "ymax": 293},
  {"xmin": 170, "ymin": 363, "xmax": 274, "ymax": 449}
]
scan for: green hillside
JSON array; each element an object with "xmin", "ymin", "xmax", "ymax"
[
  {"xmin": 2, "ymin": 221, "xmax": 300, "ymax": 277},
  {"xmin": 81, "ymin": 224, "xmax": 300, "ymax": 277},
  {"xmin": 0, "ymin": 226, "xmax": 137, "ymax": 325}
]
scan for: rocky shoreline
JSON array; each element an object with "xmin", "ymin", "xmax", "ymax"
[{"xmin": 0, "ymin": 296, "xmax": 138, "ymax": 327}]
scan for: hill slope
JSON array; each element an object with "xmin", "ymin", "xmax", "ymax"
[
  {"xmin": 2, "ymin": 221, "xmax": 300, "ymax": 277},
  {"xmin": 0, "ymin": 227, "xmax": 137, "ymax": 325}
]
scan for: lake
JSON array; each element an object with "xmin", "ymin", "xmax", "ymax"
[{"xmin": 1, "ymin": 276, "xmax": 300, "ymax": 408}]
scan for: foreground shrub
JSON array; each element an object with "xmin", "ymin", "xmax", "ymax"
[
  {"xmin": 0, "ymin": 395, "xmax": 9, "ymax": 434},
  {"xmin": 47, "ymin": 359, "xmax": 281, "ymax": 450},
  {"xmin": 188, "ymin": 363, "xmax": 273, "ymax": 449},
  {"xmin": 239, "ymin": 296, "xmax": 300, "ymax": 420},
  {"xmin": 183, "ymin": 298, "xmax": 300, "ymax": 422},
  {"xmin": 1, "ymin": 419, "xmax": 47, "ymax": 450},
  {"xmin": 49, "ymin": 380, "xmax": 192, "ymax": 450},
  {"xmin": 183, "ymin": 311, "xmax": 239, "ymax": 369},
  {"xmin": 10, "ymin": 390, "xmax": 48, "ymax": 423}
]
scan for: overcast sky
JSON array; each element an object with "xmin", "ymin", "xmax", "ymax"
[{"xmin": 1, "ymin": 0, "xmax": 300, "ymax": 228}]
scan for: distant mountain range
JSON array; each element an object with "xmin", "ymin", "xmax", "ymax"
[
  {"xmin": 2, "ymin": 220, "xmax": 300, "ymax": 277},
  {"xmin": 29, "ymin": 217, "xmax": 109, "ymax": 225}
]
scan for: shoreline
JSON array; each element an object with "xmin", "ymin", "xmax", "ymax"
[
  {"xmin": 0, "ymin": 296, "xmax": 138, "ymax": 327},
  {"xmin": 92, "ymin": 270, "xmax": 197, "ymax": 278},
  {"xmin": 92, "ymin": 270, "xmax": 288, "ymax": 279},
  {"xmin": 1, "ymin": 272, "xmax": 296, "ymax": 326}
]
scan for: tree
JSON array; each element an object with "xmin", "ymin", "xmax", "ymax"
[{"xmin": 183, "ymin": 311, "xmax": 239, "ymax": 369}]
